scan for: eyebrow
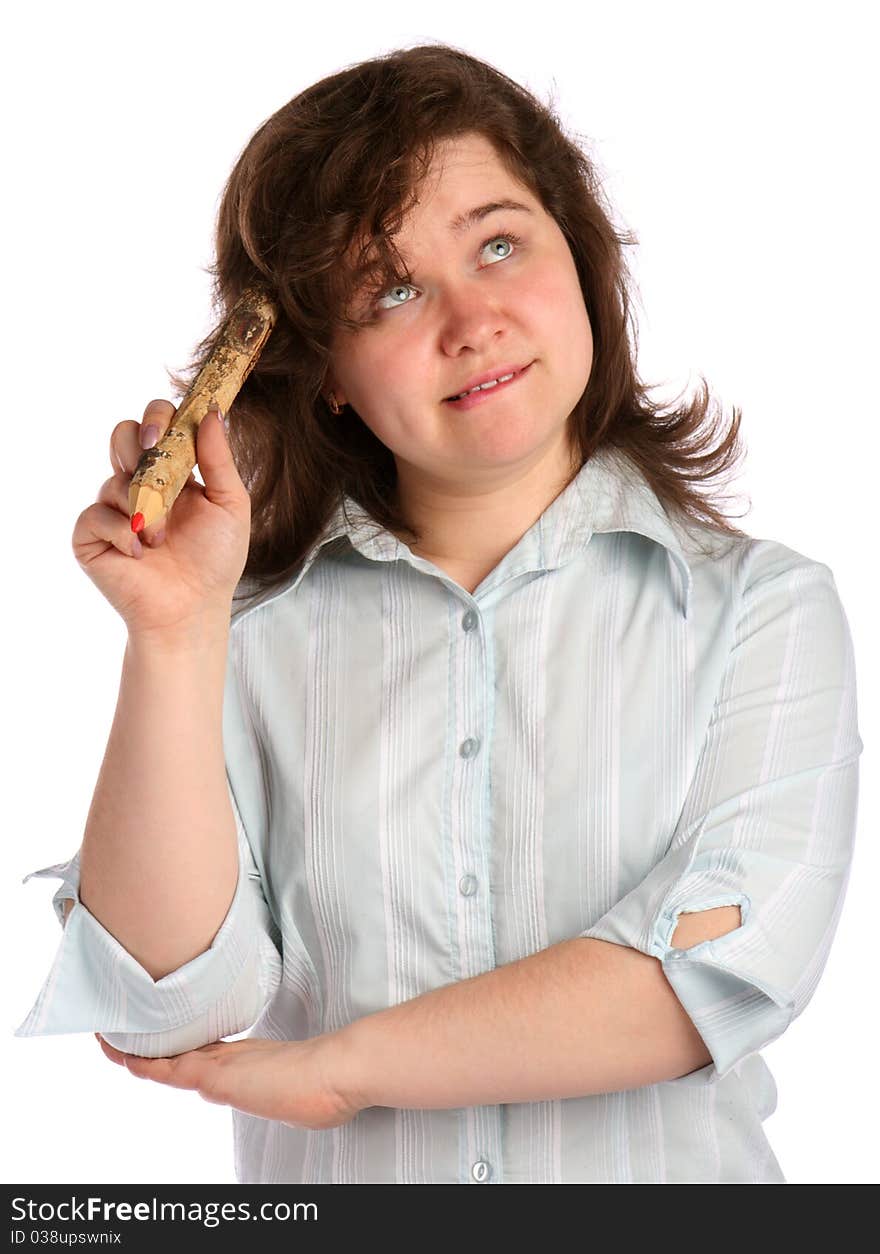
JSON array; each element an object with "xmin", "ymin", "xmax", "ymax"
[
  {"xmin": 448, "ymin": 199, "xmax": 533, "ymax": 235},
  {"xmin": 350, "ymin": 198, "xmax": 534, "ymax": 315}
]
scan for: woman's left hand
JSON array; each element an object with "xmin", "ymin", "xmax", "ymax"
[{"xmin": 94, "ymin": 1032, "xmax": 363, "ymax": 1130}]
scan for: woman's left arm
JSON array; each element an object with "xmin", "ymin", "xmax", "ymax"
[{"xmin": 97, "ymin": 904, "xmax": 737, "ymax": 1124}]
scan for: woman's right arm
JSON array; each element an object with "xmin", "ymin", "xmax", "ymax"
[
  {"xmin": 65, "ymin": 623, "xmax": 237, "ymax": 981},
  {"xmin": 61, "ymin": 398, "xmax": 254, "ymax": 980}
]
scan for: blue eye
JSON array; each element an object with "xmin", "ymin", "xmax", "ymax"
[
  {"xmin": 478, "ymin": 230, "xmax": 522, "ymax": 263},
  {"xmin": 376, "ymin": 283, "xmax": 417, "ymax": 310},
  {"xmin": 375, "ymin": 231, "xmax": 522, "ymax": 312},
  {"xmin": 482, "ymin": 236, "xmax": 515, "ymax": 261}
]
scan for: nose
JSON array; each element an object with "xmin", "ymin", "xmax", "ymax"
[{"xmin": 437, "ymin": 281, "xmax": 508, "ymax": 357}]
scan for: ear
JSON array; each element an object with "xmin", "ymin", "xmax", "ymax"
[{"xmin": 322, "ymin": 371, "xmax": 347, "ymax": 408}]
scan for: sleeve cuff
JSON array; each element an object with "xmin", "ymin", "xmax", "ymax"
[
  {"xmin": 659, "ymin": 942, "xmax": 792, "ymax": 1081},
  {"xmin": 579, "ymin": 846, "xmax": 797, "ymax": 1081},
  {"xmin": 13, "ymin": 828, "xmax": 281, "ymax": 1055}
]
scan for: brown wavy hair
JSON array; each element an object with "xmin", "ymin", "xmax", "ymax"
[{"xmin": 168, "ymin": 41, "xmax": 750, "ymax": 605}]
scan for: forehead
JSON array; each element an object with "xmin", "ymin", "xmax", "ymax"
[
  {"xmin": 403, "ymin": 133, "xmax": 534, "ymax": 228},
  {"xmin": 422, "ymin": 133, "xmax": 520, "ymax": 182}
]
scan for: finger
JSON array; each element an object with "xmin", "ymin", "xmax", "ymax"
[
  {"xmin": 95, "ymin": 473, "xmax": 174, "ymax": 550},
  {"xmin": 109, "ymin": 420, "xmax": 141, "ymax": 478},
  {"xmin": 74, "ymin": 502, "xmax": 144, "ymax": 562},
  {"xmin": 195, "ymin": 405, "xmax": 247, "ymax": 506},
  {"xmin": 95, "ymin": 1036, "xmax": 127, "ymax": 1067},
  {"xmin": 108, "ymin": 399, "xmax": 176, "ymax": 480},
  {"xmin": 96, "ymin": 472, "xmax": 129, "ymax": 513},
  {"xmin": 138, "ymin": 398, "xmax": 176, "ymax": 458},
  {"xmin": 97, "ymin": 472, "xmax": 171, "ymax": 549},
  {"xmin": 123, "ymin": 1053, "xmax": 198, "ymax": 1089},
  {"xmin": 110, "ymin": 402, "xmax": 197, "ymax": 546}
]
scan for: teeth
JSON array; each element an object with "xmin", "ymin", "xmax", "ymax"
[{"xmin": 449, "ymin": 372, "xmax": 517, "ymax": 401}]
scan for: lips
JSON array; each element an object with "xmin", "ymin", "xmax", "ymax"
[{"xmin": 443, "ymin": 362, "xmax": 532, "ymax": 402}]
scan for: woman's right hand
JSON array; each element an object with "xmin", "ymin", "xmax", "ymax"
[{"xmin": 72, "ymin": 399, "xmax": 252, "ymax": 643}]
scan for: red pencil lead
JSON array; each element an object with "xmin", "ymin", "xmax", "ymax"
[{"xmin": 131, "ymin": 513, "xmax": 145, "ymax": 534}]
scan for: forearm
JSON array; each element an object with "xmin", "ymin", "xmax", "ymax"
[
  {"xmin": 337, "ymin": 936, "xmax": 712, "ymax": 1111},
  {"xmin": 73, "ymin": 621, "xmax": 237, "ymax": 981}
]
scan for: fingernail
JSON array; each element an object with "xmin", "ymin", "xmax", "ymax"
[
  {"xmin": 132, "ymin": 537, "xmax": 144, "ymax": 558},
  {"xmin": 152, "ymin": 527, "xmax": 166, "ymax": 546},
  {"xmin": 140, "ymin": 424, "xmax": 159, "ymax": 449}
]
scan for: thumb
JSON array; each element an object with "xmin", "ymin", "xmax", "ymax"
[{"xmin": 196, "ymin": 406, "xmax": 245, "ymax": 504}]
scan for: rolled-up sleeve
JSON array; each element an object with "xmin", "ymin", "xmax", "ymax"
[
  {"xmin": 579, "ymin": 550, "xmax": 862, "ymax": 1081},
  {"xmin": 13, "ymin": 780, "xmax": 282, "ymax": 1057}
]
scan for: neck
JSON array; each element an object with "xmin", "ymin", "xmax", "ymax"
[{"xmin": 391, "ymin": 439, "xmax": 583, "ymax": 581}]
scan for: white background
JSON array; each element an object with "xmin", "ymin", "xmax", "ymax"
[{"xmin": 2, "ymin": 0, "xmax": 876, "ymax": 1185}]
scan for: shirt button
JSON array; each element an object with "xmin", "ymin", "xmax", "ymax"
[
  {"xmin": 462, "ymin": 610, "xmax": 478, "ymax": 632},
  {"xmin": 459, "ymin": 737, "xmax": 480, "ymax": 759},
  {"xmin": 471, "ymin": 1160, "xmax": 492, "ymax": 1183},
  {"xmin": 458, "ymin": 875, "xmax": 478, "ymax": 896}
]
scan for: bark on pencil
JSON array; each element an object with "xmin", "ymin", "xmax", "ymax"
[{"xmin": 129, "ymin": 287, "xmax": 279, "ymax": 533}]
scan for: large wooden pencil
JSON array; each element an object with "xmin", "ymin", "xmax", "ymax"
[{"xmin": 129, "ymin": 286, "xmax": 279, "ymax": 533}]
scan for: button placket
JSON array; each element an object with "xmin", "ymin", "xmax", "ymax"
[
  {"xmin": 455, "ymin": 601, "xmax": 501, "ymax": 1185},
  {"xmin": 455, "ymin": 607, "xmax": 486, "ymax": 935}
]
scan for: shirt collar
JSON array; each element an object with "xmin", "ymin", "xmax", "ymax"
[{"xmin": 255, "ymin": 445, "xmax": 693, "ymax": 619}]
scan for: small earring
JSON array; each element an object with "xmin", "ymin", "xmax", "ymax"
[{"xmin": 327, "ymin": 392, "xmax": 343, "ymax": 415}]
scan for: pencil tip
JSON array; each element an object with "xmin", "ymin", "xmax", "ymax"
[{"xmin": 131, "ymin": 513, "xmax": 145, "ymax": 534}]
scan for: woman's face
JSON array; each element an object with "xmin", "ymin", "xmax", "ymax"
[{"xmin": 326, "ymin": 132, "xmax": 593, "ymax": 490}]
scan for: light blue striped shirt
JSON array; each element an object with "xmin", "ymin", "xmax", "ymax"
[{"xmin": 16, "ymin": 445, "xmax": 862, "ymax": 1183}]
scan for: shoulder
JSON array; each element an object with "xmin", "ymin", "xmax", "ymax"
[
  {"xmin": 731, "ymin": 538, "xmax": 843, "ymax": 625},
  {"xmin": 669, "ymin": 510, "xmax": 836, "ymax": 591},
  {"xmin": 665, "ymin": 512, "xmax": 851, "ymax": 641},
  {"xmin": 705, "ymin": 534, "xmax": 855, "ymax": 670}
]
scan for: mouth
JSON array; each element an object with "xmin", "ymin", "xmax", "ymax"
[{"xmin": 442, "ymin": 362, "xmax": 534, "ymax": 410}]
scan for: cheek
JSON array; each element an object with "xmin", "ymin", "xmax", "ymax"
[
  {"xmin": 525, "ymin": 273, "xmax": 592, "ymax": 389},
  {"xmin": 523, "ymin": 259, "xmax": 587, "ymax": 338},
  {"xmin": 345, "ymin": 333, "xmax": 430, "ymax": 408},
  {"xmin": 336, "ymin": 346, "xmax": 394, "ymax": 416},
  {"xmin": 572, "ymin": 310, "xmax": 594, "ymax": 377},
  {"xmin": 339, "ymin": 345, "xmax": 427, "ymax": 449}
]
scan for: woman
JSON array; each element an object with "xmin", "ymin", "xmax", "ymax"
[{"xmin": 16, "ymin": 44, "xmax": 862, "ymax": 1184}]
